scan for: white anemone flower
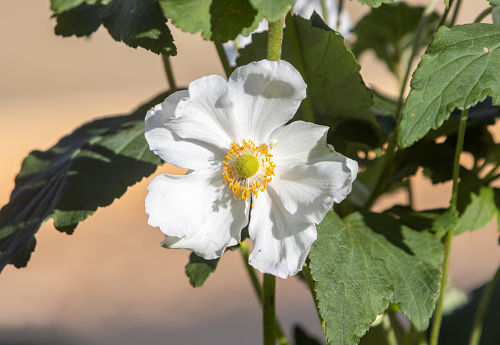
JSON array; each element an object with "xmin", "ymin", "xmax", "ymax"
[{"xmin": 145, "ymin": 60, "xmax": 357, "ymax": 278}]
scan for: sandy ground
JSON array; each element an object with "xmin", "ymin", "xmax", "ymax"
[{"xmin": 0, "ymin": 1, "xmax": 499, "ymax": 344}]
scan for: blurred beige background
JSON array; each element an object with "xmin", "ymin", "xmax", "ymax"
[{"xmin": 0, "ymin": 1, "xmax": 499, "ymax": 344}]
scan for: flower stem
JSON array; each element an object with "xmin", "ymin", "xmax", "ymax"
[
  {"xmin": 302, "ymin": 263, "xmax": 327, "ymax": 337},
  {"xmin": 161, "ymin": 55, "xmax": 177, "ymax": 92},
  {"xmin": 382, "ymin": 313, "xmax": 399, "ymax": 345},
  {"xmin": 263, "ymin": 273, "xmax": 276, "ymax": 345},
  {"xmin": 473, "ymin": 8, "xmax": 493, "ymax": 24},
  {"xmin": 240, "ymin": 242, "xmax": 289, "ymax": 345},
  {"xmin": 284, "ymin": 12, "xmax": 315, "ymax": 123},
  {"xmin": 267, "ymin": 15, "xmax": 286, "ymax": 61},
  {"xmin": 320, "ymin": 0, "xmax": 329, "ymax": 25},
  {"xmin": 336, "ymin": 0, "xmax": 344, "ymax": 32},
  {"xmin": 430, "ymin": 109, "xmax": 469, "ymax": 345},
  {"xmin": 450, "ymin": 0, "xmax": 462, "ymax": 26},
  {"xmin": 214, "ymin": 41, "xmax": 233, "ymax": 78},
  {"xmin": 468, "ymin": 263, "xmax": 500, "ymax": 345}
]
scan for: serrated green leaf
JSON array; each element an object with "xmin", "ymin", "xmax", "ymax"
[
  {"xmin": 185, "ymin": 253, "xmax": 219, "ymax": 288},
  {"xmin": 310, "ymin": 210, "xmax": 443, "ymax": 344},
  {"xmin": 248, "ymin": 0, "xmax": 293, "ymax": 21},
  {"xmin": 432, "ymin": 208, "xmax": 460, "ymax": 237},
  {"xmin": 455, "ymin": 187, "xmax": 497, "ymax": 235},
  {"xmin": 238, "ymin": 15, "xmax": 381, "ymax": 151},
  {"xmin": 352, "ymin": 3, "xmax": 439, "ymax": 78},
  {"xmin": 55, "ymin": 0, "xmax": 177, "ymax": 56},
  {"xmin": 357, "ymin": 0, "xmax": 394, "ymax": 8},
  {"xmin": 0, "ymin": 92, "xmax": 169, "ymax": 272},
  {"xmin": 310, "ymin": 211, "xmax": 394, "ymax": 345},
  {"xmin": 346, "ymin": 212, "xmax": 443, "ymax": 331},
  {"xmin": 159, "ymin": 0, "xmax": 258, "ymax": 42},
  {"xmin": 398, "ymin": 24, "xmax": 500, "ymax": 148}
]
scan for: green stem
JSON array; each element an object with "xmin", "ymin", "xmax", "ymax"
[
  {"xmin": 240, "ymin": 241, "xmax": 262, "ymax": 299},
  {"xmin": 263, "ymin": 273, "xmax": 276, "ymax": 345},
  {"xmin": 267, "ymin": 15, "xmax": 286, "ymax": 61},
  {"xmin": 430, "ymin": 109, "xmax": 469, "ymax": 345},
  {"xmin": 437, "ymin": 0, "xmax": 453, "ymax": 28},
  {"xmin": 161, "ymin": 55, "xmax": 177, "ymax": 92},
  {"xmin": 403, "ymin": 327, "xmax": 417, "ymax": 345},
  {"xmin": 240, "ymin": 242, "xmax": 289, "ymax": 345},
  {"xmin": 382, "ymin": 314, "xmax": 399, "ymax": 345},
  {"xmin": 468, "ymin": 264, "xmax": 500, "ymax": 345},
  {"xmin": 449, "ymin": 0, "xmax": 462, "ymax": 26},
  {"xmin": 284, "ymin": 13, "xmax": 315, "ymax": 122},
  {"xmin": 336, "ymin": 0, "xmax": 344, "ymax": 32},
  {"xmin": 302, "ymin": 263, "xmax": 327, "ymax": 337},
  {"xmin": 214, "ymin": 41, "xmax": 233, "ymax": 78},
  {"xmin": 418, "ymin": 333, "xmax": 429, "ymax": 345},
  {"xmin": 320, "ymin": 0, "xmax": 329, "ymax": 26},
  {"xmin": 473, "ymin": 8, "xmax": 493, "ymax": 24}
]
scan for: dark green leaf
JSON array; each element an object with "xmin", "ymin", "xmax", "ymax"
[
  {"xmin": 489, "ymin": 0, "xmax": 500, "ymax": 6},
  {"xmin": 55, "ymin": 0, "xmax": 177, "ymax": 56},
  {"xmin": 185, "ymin": 253, "xmax": 220, "ymax": 288},
  {"xmin": 310, "ymin": 211, "xmax": 394, "ymax": 345},
  {"xmin": 238, "ymin": 15, "xmax": 381, "ymax": 151},
  {"xmin": 398, "ymin": 24, "xmax": 500, "ymax": 148},
  {"xmin": 455, "ymin": 187, "xmax": 497, "ymax": 235},
  {"xmin": 159, "ymin": 0, "xmax": 258, "ymax": 42},
  {"xmin": 352, "ymin": 3, "xmax": 439, "ymax": 77},
  {"xmin": 249, "ymin": 0, "xmax": 294, "ymax": 21},
  {"xmin": 0, "ymin": 92, "xmax": 169, "ymax": 272},
  {"xmin": 294, "ymin": 325, "xmax": 322, "ymax": 345}
]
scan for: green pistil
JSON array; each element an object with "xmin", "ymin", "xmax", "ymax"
[{"xmin": 236, "ymin": 154, "xmax": 259, "ymax": 178}]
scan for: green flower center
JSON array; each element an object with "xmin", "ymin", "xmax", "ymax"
[{"xmin": 235, "ymin": 154, "xmax": 259, "ymax": 178}]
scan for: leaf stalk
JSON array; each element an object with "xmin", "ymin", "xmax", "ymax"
[{"xmin": 161, "ymin": 55, "xmax": 177, "ymax": 92}]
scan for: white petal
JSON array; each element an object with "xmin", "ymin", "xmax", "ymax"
[
  {"xmin": 269, "ymin": 121, "xmax": 332, "ymax": 165},
  {"xmin": 145, "ymin": 91, "xmax": 225, "ymax": 170},
  {"xmin": 248, "ymin": 188, "xmax": 317, "ymax": 278},
  {"xmin": 162, "ymin": 189, "xmax": 249, "ymax": 260},
  {"xmin": 272, "ymin": 161, "xmax": 354, "ymax": 224},
  {"xmin": 227, "ymin": 60, "xmax": 307, "ymax": 143},
  {"xmin": 146, "ymin": 169, "xmax": 247, "ymax": 240},
  {"xmin": 167, "ymin": 75, "xmax": 236, "ymax": 149}
]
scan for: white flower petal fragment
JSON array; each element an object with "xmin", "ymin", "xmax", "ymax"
[
  {"xmin": 146, "ymin": 170, "xmax": 247, "ymax": 241},
  {"xmin": 227, "ymin": 60, "xmax": 307, "ymax": 142},
  {"xmin": 145, "ymin": 91, "xmax": 224, "ymax": 170},
  {"xmin": 249, "ymin": 189, "xmax": 317, "ymax": 279}
]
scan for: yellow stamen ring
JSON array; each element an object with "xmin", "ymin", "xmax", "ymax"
[{"xmin": 222, "ymin": 139, "xmax": 276, "ymax": 200}]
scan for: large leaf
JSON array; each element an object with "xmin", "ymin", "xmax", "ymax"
[
  {"xmin": 54, "ymin": 0, "xmax": 177, "ymax": 56},
  {"xmin": 310, "ymin": 211, "xmax": 443, "ymax": 344},
  {"xmin": 159, "ymin": 0, "xmax": 259, "ymax": 42},
  {"xmin": 398, "ymin": 24, "xmax": 500, "ymax": 148},
  {"xmin": 0, "ymin": 92, "xmax": 169, "ymax": 272},
  {"xmin": 352, "ymin": 3, "xmax": 439, "ymax": 78},
  {"xmin": 238, "ymin": 15, "xmax": 381, "ymax": 152},
  {"xmin": 309, "ymin": 211, "xmax": 394, "ymax": 345},
  {"xmin": 248, "ymin": 0, "xmax": 294, "ymax": 21}
]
